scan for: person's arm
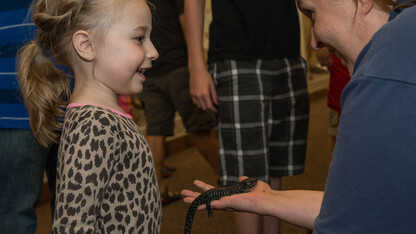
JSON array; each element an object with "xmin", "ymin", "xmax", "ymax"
[
  {"xmin": 177, "ymin": 0, "xmax": 186, "ymax": 38},
  {"xmin": 184, "ymin": 0, "xmax": 217, "ymax": 112},
  {"xmin": 181, "ymin": 177, "xmax": 323, "ymax": 230}
]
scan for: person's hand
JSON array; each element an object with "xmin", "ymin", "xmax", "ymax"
[
  {"xmin": 189, "ymin": 67, "xmax": 218, "ymax": 113},
  {"xmin": 181, "ymin": 177, "xmax": 272, "ymax": 215}
]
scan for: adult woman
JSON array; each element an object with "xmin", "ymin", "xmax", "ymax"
[{"xmin": 182, "ymin": 0, "xmax": 416, "ymax": 233}]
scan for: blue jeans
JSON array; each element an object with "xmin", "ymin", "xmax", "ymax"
[{"xmin": 0, "ymin": 129, "xmax": 50, "ymax": 234}]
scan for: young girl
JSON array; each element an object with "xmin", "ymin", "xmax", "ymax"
[{"xmin": 18, "ymin": 0, "xmax": 161, "ymax": 232}]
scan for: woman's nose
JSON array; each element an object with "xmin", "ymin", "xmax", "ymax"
[{"xmin": 310, "ymin": 27, "xmax": 320, "ymax": 50}]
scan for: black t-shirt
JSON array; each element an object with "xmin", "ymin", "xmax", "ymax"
[
  {"xmin": 145, "ymin": 0, "xmax": 188, "ymax": 77},
  {"xmin": 208, "ymin": 0, "xmax": 301, "ymax": 63}
]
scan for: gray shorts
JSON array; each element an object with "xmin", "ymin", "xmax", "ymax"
[
  {"xmin": 139, "ymin": 66, "xmax": 215, "ymax": 136},
  {"xmin": 210, "ymin": 58, "xmax": 310, "ymax": 185}
]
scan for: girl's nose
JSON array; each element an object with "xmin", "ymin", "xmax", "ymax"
[{"xmin": 147, "ymin": 42, "xmax": 159, "ymax": 61}]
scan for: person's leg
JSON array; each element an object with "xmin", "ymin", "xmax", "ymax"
[
  {"xmin": 146, "ymin": 135, "xmax": 166, "ymax": 188},
  {"xmin": 139, "ymin": 72, "xmax": 181, "ymax": 206},
  {"xmin": 262, "ymin": 177, "xmax": 281, "ymax": 233},
  {"xmin": 169, "ymin": 66, "xmax": 219, "ymax": 175},
  {"xmin": 0, "ymin": 129, "xmax": 49, "ymax": 234},
  {"xmin": 211, "ymin": 60, "xmax": 271, "ymax": 233},
  {"xmin": 192, "ymin": 130, "xmax": 220, "ymax": 175},
  {"xmin": 146, "ymin": 136, "xmax": 181, "ymax": 206},
  {"xmin": 267, "ymin": 57, "xmax": 310, "ymax": 234},
  {"xmin": 46, "ymin": 142, "xmax": 59, "ymax": 220},
  {"xmin": 234, "ymin": 212, "xmax": 263, "ymax": 234},
  {"xmin": 138, "ymin": 74, "xmax": 174, "ymax": 184}
]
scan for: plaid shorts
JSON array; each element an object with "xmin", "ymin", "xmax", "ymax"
[{"xmin": 209, "ymin": 58, "xmax": 309, "ymax": 185}]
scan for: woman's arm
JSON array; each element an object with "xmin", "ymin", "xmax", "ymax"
[{"xmin": 181, "ymin": 177, "xmax": 323, "ymax": 230}]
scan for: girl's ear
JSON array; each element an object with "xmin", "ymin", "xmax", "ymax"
[{"xmin": 72, "ymin": 30, "xmax": 95, "ymax": 61}]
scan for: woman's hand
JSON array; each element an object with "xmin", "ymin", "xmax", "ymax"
[{"xmin": 181, "ymin": 176, "xmax": 272, "ymax": 215}]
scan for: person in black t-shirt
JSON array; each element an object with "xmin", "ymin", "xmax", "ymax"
[{"xmin": 184, "ymin": 0, "xmax": 310, "ymax": 232}]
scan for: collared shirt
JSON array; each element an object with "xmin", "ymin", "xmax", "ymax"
[{"xmin": 0, "ymin": 1, "xmax": 35, "ymax": 129}]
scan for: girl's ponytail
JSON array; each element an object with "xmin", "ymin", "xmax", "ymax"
[
  {"xmin": 18, "ymin": 41, "xmax": 69, "ymax": 147},
  {"xmin": 18, "ymin": 0, "xmax": 120, "ymax": 147}
]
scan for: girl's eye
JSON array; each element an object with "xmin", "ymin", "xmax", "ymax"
[{"xmin": 136, "ymin": 37, "xmax": 145, "ymax": 43}]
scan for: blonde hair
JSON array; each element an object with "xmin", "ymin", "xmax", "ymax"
[{"xmin": 18, "ymin": 0, "xmax": 118, "ymax": 147}]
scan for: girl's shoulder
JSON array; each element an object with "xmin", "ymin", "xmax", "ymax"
[
  {"xmin": 63, "ymin": 105, "xmax": 121, "ymax": 135},
  {"xmin": 64, "ymin": 104, "xmax": 141, "ymax": 139}
]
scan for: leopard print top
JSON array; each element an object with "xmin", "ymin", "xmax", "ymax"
[{"xmin": 53, "ymin": 104, "xmax": 161, "ymax": 233}]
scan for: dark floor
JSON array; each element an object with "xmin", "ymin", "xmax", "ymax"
[{"xmin": 35, "ymin": 93, "xmax": 330, "ymax": 234}]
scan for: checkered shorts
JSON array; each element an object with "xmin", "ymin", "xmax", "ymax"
[{"xmin": 209, "ymin": 58, "xmax": 309, "ymax": 185}]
